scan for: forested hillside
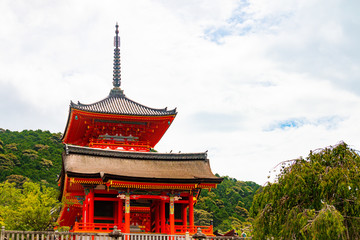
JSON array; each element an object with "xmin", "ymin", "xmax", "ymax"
[
  {"xmin": 195, "ymin": 176, "xmax": 260, "ymax": 233},
  {"xmin": 0, "ymin": 129, "xmax": 63, "ymax": 188},
  {"xmin": 0, "ymin": 129, "xmax": 260, "ymax": 233}
]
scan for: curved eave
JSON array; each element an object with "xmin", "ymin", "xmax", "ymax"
[
  {"xmin": 70, "ymin": 95, "xmax": 177, "ymax": 116},
  {"xmin": 66, "ymin": 171, "xmax": 223, "ymax": 184},
  {"xmin": 62, "ymin": 147, "xmax": 222, "ymax": 185},
  {"xmin": 69, "ymin": 106, "xmax": 177, "ymax": 118},
  {"xmin": 61, "ymin": 105, "xmax": 75, "ymax": 143}
]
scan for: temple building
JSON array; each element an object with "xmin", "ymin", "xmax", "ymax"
[{"xmin": 57, "ymin": 23, "xmax": 222, "ymax": 235}]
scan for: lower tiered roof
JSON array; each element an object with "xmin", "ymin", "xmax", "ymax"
[{"xmin": 62, "ymin": 144, "xmax": 222, "ymax": 184}]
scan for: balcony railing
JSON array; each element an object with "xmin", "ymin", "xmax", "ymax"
[
  {"xmin": 173, "ymin": 226, "xmax": 213, "ymax": 235},
  {"xmin": 73, "ymin": 223, "xmax": 124, "ymax": 233},
  {"xmin": 73, "ymin": 223, "xmax": 213, "ymax": 236}
]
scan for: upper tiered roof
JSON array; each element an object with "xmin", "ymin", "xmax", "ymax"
[{"xmin": 70, "ymin": 96, "xmax": 176, "ymax": 116}]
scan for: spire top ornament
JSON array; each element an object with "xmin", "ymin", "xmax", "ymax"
[{"xmin": 114, "ymin": 22, "xmax": 120, "ymax": 48}]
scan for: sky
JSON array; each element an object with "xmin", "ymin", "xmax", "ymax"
[{"xmin": 0, "ymin": 0, "xmax": 359, "ymax": 185}]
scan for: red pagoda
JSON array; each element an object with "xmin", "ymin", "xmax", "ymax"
[{"xmin": 57, "ymin": 23, "xmax": 222, "ymax": 235}]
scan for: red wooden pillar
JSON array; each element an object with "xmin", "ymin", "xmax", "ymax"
[
  {"xmin": 83, "ymin": 188, "xmax": 90, "ymax": 225},
  {"xmin": 155, "ymin": 201, "xmax": 160, "ymax": 233},
  {"xmin": 160, "ymin": 199, "xmax": 166, "ymax": 233},
  {"xmin": 182, "ymin": 204, "xmax": 187, "ymax": 229},
  {"xmin": 88, "ymin": 188, "xmax": 94, "ymax": 223},
  {"xmin": 118, "ymin": 198, "xmax": 123, "ymax": 229},
  {"xmin": 82, "ymin": 198, "xmax": 88, "ymax": 224},
  {"xmin": 124, "ymin": 193, "xmax": 130, "ymax": 233},
  {"xmin": 189, "ymin": 192, "xmax": 194, "ymax": 227},
  {"xmin": 169, "ymin": 195, "xmax": 175, "ymax": 235}
]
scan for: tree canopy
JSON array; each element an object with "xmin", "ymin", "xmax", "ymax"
[
  {"xmin": 195, "ymin": 176, "xmax": 260, "ymax": 235},
  {"xmin": 0, "ymin": 129, "xmax": 63, "ymax": 188},
  {"xmin": 0, "ymin": 181, "xmax": 61, "ymax": 230},
  {"xmin": 250, "ymin": 142, "xmax": 360, "ymax": 240}
]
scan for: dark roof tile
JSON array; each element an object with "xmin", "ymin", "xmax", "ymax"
[
  {"xmin": 63, "ymin": 145, "xmax": 222, "ymax": 184},
  {"xmin": 70, "ymin": 95, "xmax": 177, "ymax": 116}
]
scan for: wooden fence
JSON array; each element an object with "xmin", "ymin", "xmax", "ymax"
[{"xmin": 0, "ymin": 227, "xmax": 251, "ymax": 240}]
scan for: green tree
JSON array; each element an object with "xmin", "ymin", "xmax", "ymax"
[
  {"xmin": 0, "ymin": 129, "xmax": 63, "ymax": 188},
  {"xmin": 195, "ymin": 176, "xmax": 260, "ymax": 235},
  {"xmin": 303, "ymin": 204, "xmax": 345, "ymax": 240},
  {"xmin": 0, "ymin": 139, "xmax": 4, "ymax": 153},
  {"xmin": 0, "ymin": 181, "xmax": 61, "ymax": 230},
  {"xmin": 250, "ymin": 142, "xmax": 360, "ymax": 239},
  {"xmin": 194, "ymin": 209, "xmax": 212, "ymax": 226},
  {"xmin": 6, "ymin": 175, "xmax": 30, "ymax": 188}
]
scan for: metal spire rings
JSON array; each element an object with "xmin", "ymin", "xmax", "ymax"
[
  {"xmin": 113, "ymin": 23, "xmax": 121, "ymax": 88},
  {"xmin": 110, "ymin": 23, "xmax": 124, "ymax": 97}
]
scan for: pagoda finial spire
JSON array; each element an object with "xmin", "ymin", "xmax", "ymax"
[{"xmin": 110, "ymin": 22, "xmax": 124, "ymax": 97}]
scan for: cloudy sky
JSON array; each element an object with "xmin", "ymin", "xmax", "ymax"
[{"xmin": 0, "ymin": 0, "xmax": 359, "ymax": 184}]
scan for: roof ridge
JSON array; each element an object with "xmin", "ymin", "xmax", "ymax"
[
  {"xmin": 65, "ymin": 144, "xmax": 207, "ymax": 160},
  {"xmin": 70, "ymin": 94, "xmax": 177, "ymax": 116}
]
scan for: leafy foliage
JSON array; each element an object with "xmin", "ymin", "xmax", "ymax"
[
  {"xmin": 0, "ymin": 181, "xmax": 61, "ymax": 230},
  {"xmin": 195, "ymin": 176, "xmax": 260, "ymax": 235},
  {"xmin": 0, "ymin": 129, "xmax": 63, "ymax": 188},
  {"xmin": 6, "ymin": 175, "xmax": 30, "ymax": 188},
  {"xmin": 303, "ymin": 204, "xmax": 345, "ymax": 240},
  {"xmin": 250, "ymin": 142, "xmax": 360, "ymax": 240}
]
